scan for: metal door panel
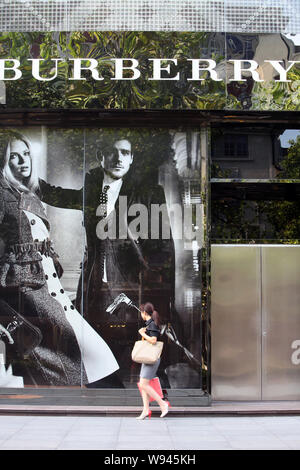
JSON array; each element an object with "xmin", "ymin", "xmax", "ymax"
[
  {"xmin": 262, "ymin": 246, "xmax": 300, "ymax": 400},
  {"xmin": 211, "ymin": 246, "xmax": 262, "ymax": 400}
]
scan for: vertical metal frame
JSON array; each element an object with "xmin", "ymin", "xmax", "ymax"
[{"xmin": 199, "ymin": 125, "xmax": 211, "ymax": 395}]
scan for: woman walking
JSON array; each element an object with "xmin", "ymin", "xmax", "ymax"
[
  {"xmin": 0, "ymin": 130, "xmax": 119, "ymax": 386},
  {"xmin": 136, "ymin": 302, "xmax": 169, "ymax": 419}
]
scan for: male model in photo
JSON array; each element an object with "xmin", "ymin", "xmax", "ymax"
[{"xmin": 40, "ymin": 131, "xmax": 175, "ymax": 387}]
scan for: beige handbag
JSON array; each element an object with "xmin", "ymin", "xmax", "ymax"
[{"xmin": 131, "ymin": 337, "xmax": 164, "ymax": 364}]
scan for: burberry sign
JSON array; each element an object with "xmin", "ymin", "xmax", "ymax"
[{"xmin": 0, "ymin": 58, "xmax": 299, "ymax": 83}]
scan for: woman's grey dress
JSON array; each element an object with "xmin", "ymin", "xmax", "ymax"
[{"xmin": 139, "ymin": 318, "xmax": 161, "ymax": 380}]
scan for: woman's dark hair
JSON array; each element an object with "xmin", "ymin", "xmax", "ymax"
[{"xmin": 142, "ymin": 302, "xmax": 161, "ymax": 327}]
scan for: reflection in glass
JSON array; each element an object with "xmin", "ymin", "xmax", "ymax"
[
  {"xmin": 211, "ymin": 127, "xmax": 300, "ymax": 180},
  {"xmin": 277, "ymin": 130, "xmax": 300, "ymax": 179},
  {"xmin": 211, "ymin": 197, "xmax": 300, "ymax": 243},
  {"xmin": 211, "ymin": 125, "xmax": 300, "ymax": 244}
]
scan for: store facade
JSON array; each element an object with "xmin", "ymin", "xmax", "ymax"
[{"xmin": 0, "ymin": 1, "xmax": 299, "ymax": 404}]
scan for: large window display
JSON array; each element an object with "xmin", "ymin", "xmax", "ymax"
[{"xmin": 0, "ymin": 126, "xmax": 207, "ymax": 390}]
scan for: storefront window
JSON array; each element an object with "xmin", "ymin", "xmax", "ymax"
[
  {"xmin": 211, "ymin": 127, "xmax": 300, "ymax": 180},
  {"xmin": 0, "ymin": 125, "xmax": 207, "ymax": 390},
  {"xmin": 211, "ymin": 125, "xmax": 300, "ymax": 243}
]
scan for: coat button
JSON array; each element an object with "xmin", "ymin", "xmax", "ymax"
[
  {"xmin": 51, "ymin": 292, "xmax": 56, "ymax": 297},
  {"xmin": 31, "ymin": 219, "xmax": 36, "ymax": 225},
  {"xmin": 64, "ymin": 306, "xmax": 67, "ymax": 311},
  {"xmin": 45, "ymin": 275, "xmax": 48, "ymax": 280},
  {"xmin": 70, "ymin": 305, "xmax": 75, "ymax": 310},
  {"xmin": 53, "ymin": 273, "xmax": 57, "ymax": 278},
  {"xmin": 60, "ymin": 289, "xmax": 64, "ymax": 294}
]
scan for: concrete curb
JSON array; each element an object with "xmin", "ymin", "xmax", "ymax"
[{"xmin": 1, "ymin": 403, "xmax": 300, "ymax": 416}]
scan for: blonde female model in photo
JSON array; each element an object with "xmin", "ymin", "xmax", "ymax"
[{"xmin": 0, "ymin": 130, "xmax": 119, "ymax": 386}]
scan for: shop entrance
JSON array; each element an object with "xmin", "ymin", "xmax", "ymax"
[{"xmin": 211, "ymin": 245, "xmax": 300, "ymax": 400}]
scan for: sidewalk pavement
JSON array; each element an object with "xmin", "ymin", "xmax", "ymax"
[{"xmin": 0, "ymin": 414, "xmax": 299, "ymax": 450}]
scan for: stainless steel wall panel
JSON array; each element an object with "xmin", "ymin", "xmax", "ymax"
[
  {"xmin": 262, "ymin": 246, "xmax": 300, "ymax": 400},
  {"xmin": 211, "ymin": 245, "xmax": 262, "ymax": 400}
]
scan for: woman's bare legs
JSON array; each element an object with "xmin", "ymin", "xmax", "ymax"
[
  {"xmin": 136, "ymin": 379, "xmax": 151, "ymax": 419},
  {"xmin": 139, "ymin": 378, "xmax": 168, "ymax": 414},
  {"xmin": 140, "ymin": 386, "xmax": 150, "ymax": 413}
]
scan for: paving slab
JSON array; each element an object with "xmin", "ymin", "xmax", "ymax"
[{"xmin": 0, "ymin": 415, "xmax": 299, "ymax": 450}]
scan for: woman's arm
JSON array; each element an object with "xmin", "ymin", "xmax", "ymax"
[
  {"xmin": 39, "ymin": 179, "xmax": 83, "ymax": 210},
  {"xmin": 138, "ymin": 327, "xmax": 157, "ymax": 345}
]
